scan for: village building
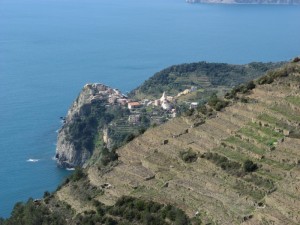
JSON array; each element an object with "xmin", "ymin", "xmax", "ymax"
[
  {"xmin": 160, "ymin": 92, "xmax": 167, "ymax": 102},
  {"xmin": 128, "ymin": 102, "xmax": 141, "ymax": 110},
  {"xmin": 158, "ymin": 92, "xmax": 173, "ymax": 110},
  {"xmin": 161, "ymin": 101, "xmax": 172, "ymax": 110},
  {"xmin": 147, "ymin": 101, "xmax": 153, "ymax": 106},
  {"xmin": 190, "ymin": 102, "xmax": 198, "ymax": 109},
  {"xmin": 171, "ymin": 108, "xmax": 177, "ymax": 117},
  {"xmin": 91, "ymin": 95, "xmax": 103, "ymax": 102},
  {"xmin": 166, "ymin": 96, "xmax": 174, "ymax": 101},
  {"xmin": 141, "ymin": 99, "xmax": 150, "ymax": 105},
  {"xmin": 113, "ymin": 89, "xmax": 121, "ymax": 95},
  {"xmin": 154, "ymin": 99, "xmax": 160, "ymax": 106},
  {"xmin": 108, "ymin": 95, "xmax": 117, "ymax": 104},
  {"xmin": 117, "ymin": 98, "xmax": 128, "ymax": 105}
]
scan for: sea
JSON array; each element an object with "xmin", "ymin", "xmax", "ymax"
[{"xmin": 0, "ymin": 0, "xmax": 299, "ymax": 218}]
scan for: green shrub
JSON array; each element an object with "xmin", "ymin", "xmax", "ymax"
[
  {"xmin": 292, "ymin": 56, "xmax": 300, "ymax": 63},
  {"xmin": 244, "ymin": 174, "xmax": 274, "ymax": 190},
  {"xmin": 243, "ymin": 160, "xmax": 258, "ymax": 172},
  {"xmin": 43, "ymin": 191, "xmax": 50, "ymax": 198},
  {"xmin": 215, "ymin": 101, "xmax": 228, "ymax": 111},
  {"xmin": 246, "ymin": 81, "xmax": 256, "ymax": 90},
  {"xmin": 225, "ymin": 81, "xmax": 256, "ymax": 100},
  {"xmin": 179, "ymin": 149, "xmax": 197, "ymax": 163},
  {"xmin": 197, "ymin": 104, "xmax": 208, "ymax": 115},
  {"xmin": 257, "ymin": 64, "xmax": 297, "ymax": 85},
  {"xmin": 201, "ymin": 152, "xmax": 241, "ymax": 175},
  {"xmin": 100, "ymin": 148, "xmax": 118, "ymax": 166},
  {"xmin": 207, "ymin": 94, "xmax": 228, "ymax": 111}
]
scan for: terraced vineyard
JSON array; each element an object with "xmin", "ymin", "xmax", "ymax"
[
  {"xmin": 54, "ymin": 62, "xmax": 299, "ymax": 225},
  {"xmin": 10, "ymin": 62, "xmax": 298, "ymax": 225}
]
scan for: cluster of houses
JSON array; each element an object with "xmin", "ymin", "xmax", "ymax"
[
  {"xmin": 128, "ymin": 92, "xmax": 173, "ymax": 110},
  {"xmin": 124, "ymin": 86, "xmax": 200, "ymax": 125},
  {"xmin": 126, "ymin": 92, "xmax": 176, "ymax": 125},
  {"xmin": 88, "ymin": 83, "xmax": 128, "ymax": 104},
  {"xmin": 87, "ymin": 83, "xmax": 199, "ymax": 126},
  {"xmin": 128, "ymin": 86, "xmax": 197, "ymax": 109}
]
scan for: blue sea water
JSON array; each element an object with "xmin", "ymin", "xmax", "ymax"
[{"xmin": 0, "ymin": 0, "xmax": 300, "ymax": 218}]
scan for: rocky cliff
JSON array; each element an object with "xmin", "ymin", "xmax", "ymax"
[
  {"xmin": 186, "ymin": 0, "xmax": 300, "ymax": 4},
  {"xmin": 55, "ymin": 83, "xmax": 125, "ymax": 168}
]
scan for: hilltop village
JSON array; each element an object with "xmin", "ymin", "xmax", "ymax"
[
  {"xmin": 56, "ymin": 83, "xmax": 199, "ymax": 168},
  {"xmin": 103, "ymin": 85, "xmax": 199, "ymax": 126},
  {"xmin": 56, "ymin": 61, "xmax": 284, "ymax": 168}
]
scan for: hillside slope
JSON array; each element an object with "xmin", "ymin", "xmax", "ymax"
[
  {"xmin": 75, "ymin": 61, "xmax": 299, "ymax": 224},
  {"xmin": 129, "ymin": 62, "xmax": 283, "ymax": 101},
  {"xmin": 57, "ymin": 62, "xmax": 282, "ymax": 168},
  {"xmin": 2, "ymin": 60, "xmax": 300, "ymax": 225}
]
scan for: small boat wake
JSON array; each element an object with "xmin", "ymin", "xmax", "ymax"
[{"xmin": 26, "ymin": 158, "xmax": 39, "ymax": 163}]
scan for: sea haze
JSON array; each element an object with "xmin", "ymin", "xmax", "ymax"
[{"xmin": 0, "ymin": 0, "xmax": 299, "ymax": 218}]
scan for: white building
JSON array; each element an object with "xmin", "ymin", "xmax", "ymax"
[
  {"xmin": 190, "ymin": 102, "xmax": 198, "ymax": 109},
  {"xmin": 161, "ymin": 101, "xmax": 172, "ymax": 110}
]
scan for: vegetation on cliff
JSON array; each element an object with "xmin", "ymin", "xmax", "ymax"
[
  {"xmin": 66, "ymin": 100, "xmax": 115, "ymax": 153},
  {"xmin": 58, "ymin": 99, "xmax": 149, "ymax": 167}
]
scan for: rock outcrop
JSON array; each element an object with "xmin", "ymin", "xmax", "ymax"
[{"xmin": 55, "ymin": 83, "xmax": 125, "ymax": 168}]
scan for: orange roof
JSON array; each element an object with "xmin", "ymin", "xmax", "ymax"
[{"xmin": 128, "ymin": 102, "xmax": 140, "ymax": 106}]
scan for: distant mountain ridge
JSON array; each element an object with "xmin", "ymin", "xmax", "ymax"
[{"xmin": 186, "ymin": 0, "xmax": 300, "ymax": 4}]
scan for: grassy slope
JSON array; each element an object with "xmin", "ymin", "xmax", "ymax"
[{"xmin": 129, "ymin": 61, "xmax": 284, "ymax": 101}]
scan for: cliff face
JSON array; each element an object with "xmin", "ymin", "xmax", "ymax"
[
  {"xmin": 56, "ymin": 127, "xmax": 91, "ymax": 168},
  {"xmin": 55, "ymin": 83, "xmax": 124, "ymax": 168},
  {"xmin": 186, "ymin": 0, "xmax": 300, "ymax": 4}
]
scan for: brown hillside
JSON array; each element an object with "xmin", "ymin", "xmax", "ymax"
[{"xmin": 57, "ymin": 62, "xmax": 300, "ymax": 224}]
